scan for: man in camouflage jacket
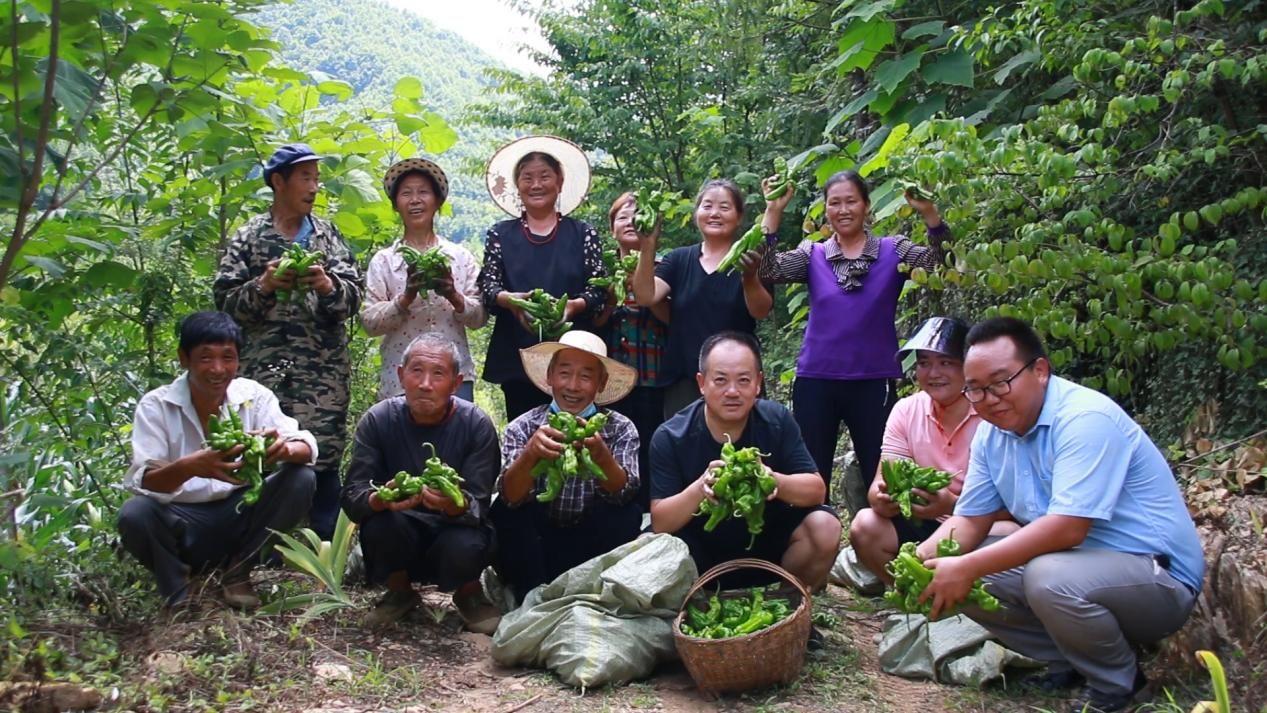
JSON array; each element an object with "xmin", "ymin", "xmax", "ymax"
[{"xmin": 213, "ymin": 143, "xmax": 364, "ymax": 539}]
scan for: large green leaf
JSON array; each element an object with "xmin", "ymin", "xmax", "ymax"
[
  {"xmin": 922, "ymin": 49, "xmax": 974, "ymax": 87},
  {"xmin": 873, "ymin": 50, "xmax": 924, "ymax": 95},
  {"xmin": 80, "ymin": 260, "xmax": 137, "ymax": 289},
  {"xmin": 831, "ymin": 18, "xmax": 896, "ymax": 74}
]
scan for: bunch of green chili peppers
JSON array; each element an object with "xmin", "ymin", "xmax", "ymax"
[
  {"xmin": 588, "ymin": 249, "xmax": 640, "ymax": 303},
  {"xmin": 881, "ymin": 458, "xmax": 954, "ymax": 520},
  {"xmin": 533, "ymin": 411, "xmax": 609, "ymax": 503},
  {"xmin": 397, "ymin": 244, "xmax": 451, "ymax": 290},
  {"xmin": 883, "ymin": 537, "xmax": 1000, "ymax": 616},
  {"xmin": 272, "ymin": 243, "xmax": 325, "ymax": 303},
  {"xmin": 506, "ymin": 288, "xmax": 572, "ymax": 341},
  {"xmin": 696, "ymin": 436, "xmax": 778, "ymax": 548},
  {"xmin": 205, "ymin": 408, "xmax": 272, "ymax": 508},
  {"xmin": 376, "ymin": 443, "xmax": 466, "ymax": 509}
]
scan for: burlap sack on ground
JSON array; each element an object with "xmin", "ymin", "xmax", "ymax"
[
  {"xmin": 491, "ymin": 533, "xmax": 698, "ymax": 688},
  {"xmin": 879, "ymin": 612, "xmax": 1041, "ymax": 687}
]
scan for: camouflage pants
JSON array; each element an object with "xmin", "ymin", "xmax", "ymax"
[{"xmin": 267, "ymin": 371, "xmax": 350, "ymax": 541}]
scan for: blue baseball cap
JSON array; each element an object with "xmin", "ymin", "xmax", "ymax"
[{"xmin": 263, "ymin": 143, "xmax": 322, "ymax": 186}]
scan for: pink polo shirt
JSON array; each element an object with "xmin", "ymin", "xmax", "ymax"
[{"xmin": 880, "ymin": 391, "xmax": 981, "ymax": 496}]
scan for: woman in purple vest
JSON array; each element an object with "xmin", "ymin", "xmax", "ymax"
[{"xmin": 759, "ymin": 170, "xmax": 948, "ymax": 513}]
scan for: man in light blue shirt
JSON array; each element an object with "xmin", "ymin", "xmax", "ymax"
[{"xmin": 915, "ymin": 317, "xmax": 1202, "ymax": 713}]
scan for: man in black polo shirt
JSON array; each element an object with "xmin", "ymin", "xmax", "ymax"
[{"xmin": 649, "ymin": 331, "xmax": 841, "ymax": 590}]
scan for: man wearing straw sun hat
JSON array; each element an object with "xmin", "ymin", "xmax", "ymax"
[
  {"xmin": 477, "ymin": 136, "xmax": 610, "ymax": 420},
  {"xmin": 489, "ymin": 330, "xmax": 643, "ymax": 602}
]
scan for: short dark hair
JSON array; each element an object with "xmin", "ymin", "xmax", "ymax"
[
  {"xmin": 698, "ymin": 331, "xmax": 763, "ymax": 374},
  {"xmin": 965, "ymin": 317, "xmax": 1048, "ymax": 363},
  {"xmin": 178, "ymin": 311, "xmax": 243, "ymax": 354},
  {"xmin": 694, "ymin": 179, "xmax": 745, "ymax": 220},
  {"xmin": 822, "ymin": 170, "xmax": 871, "ymax": 205},
  {"xmin": 513, "ymin": 151, "xmax": 563, "ymax": 182}
]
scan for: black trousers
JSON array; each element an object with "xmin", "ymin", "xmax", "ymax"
[
  {"xmin": 359, "ymin": 510, "xmax": 493, "ymax": 592},
  {"xmin": 117, "ymin": 464, "xmax": 316, "ymax": 605},
  {"xmin": 608, "ymin": 385, "xmax": 665, "ymax": 509},
  {"xmin": 490, "ymin": 496, "xmax": 642, "ymax": 596},
  {"xmin": 500, "ymin": 379, "xmax": 552, "ymax": 422},
  {"xmin": 792, "ymin": 376, "xmax": 896, "ymax": 514}
]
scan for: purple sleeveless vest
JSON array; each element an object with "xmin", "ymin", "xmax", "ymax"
[{"xmin": 796, "ymin": 238, "xmax": 905, "ymax": 380}]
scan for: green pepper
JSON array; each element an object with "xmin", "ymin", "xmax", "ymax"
[
  {"xmin": 883, "ymin": 541, "xmax": 999, "ymax": 615},
  {"xmin": 762, "ymin": 156, "xmax": 792, "ymax": 202},
  {"xmin": 715, "ymin": 223, "xmax": 765, "ymax": 275},
  {"xmin": 272, "ymin": 243, "xmax": 324, "ymax": 303},
  {"xmin": 506, "ymin": 288, "xmax": 572, "ymax": 340},
  {"xmin": 398, "ymin": 244, "xmax": 452, "ymax": 290},
  {"xmin": 883, "ymin": 459, "xmax": 954, "ymax": 520},
  {"xmin": 694, "ymin": 435, "xmax": 775, "ymax": 546},
  {"xmin": 205, "ymin": 409, "xmax": 274, "ymax": 511}
]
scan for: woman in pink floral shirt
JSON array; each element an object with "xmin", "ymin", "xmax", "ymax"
[{"xmin": 361, "ymin": 159, "xmax": 486, "ymax": 401}]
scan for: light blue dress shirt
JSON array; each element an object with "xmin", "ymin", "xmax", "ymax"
[{"xmin": 956, "ymin": 376, "xmax": 1204, "ymax": 591}]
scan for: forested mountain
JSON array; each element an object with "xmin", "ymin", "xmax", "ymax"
[{"xmin": 252, "ymin": 0, "xmax": 514, "ymax": 244}]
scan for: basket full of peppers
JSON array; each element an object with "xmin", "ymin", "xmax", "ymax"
[
  {"xmin": 397, "ymin": 244, "xmax": 451, "ymax": 291},
  {"xmin": 673, "ymin": 558, "xmax": 812, "ymax": 694},
  {"xmin": 273, "ymin": 243, "xmax": 325, "ymax": 303},
  {"xmin": 532, "ymin": 411, "xmax": 609, "ymax": 502},
  {"xmin": 375, "ymin": 443, "xmax": 467, "ymax": 510},
  {"xmin": 880, "ymin": 459, "xmax": 954, "ymax": 520},
  {"xmin": 883, "ymin": 536, "xmax": 1000, "ymax": 616},
  {"xmin": 506, "ymin": 288, "xmax": 572, "ymax": 341},
  {"xmin": 695, "ymin": 436, "xmax": 777, "ymax": 548},
  {"xmin": 205, "ymin": 408, "xmax": 274, "ymax": 509}
]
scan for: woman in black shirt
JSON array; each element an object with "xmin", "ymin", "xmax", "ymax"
[
  {"xmin": 478, "ymin": 136, "xmax": 607, "ymax": 419},
  {"xmin": 630, "ymin": 179, "xmax": 772, "ymax": 418}
]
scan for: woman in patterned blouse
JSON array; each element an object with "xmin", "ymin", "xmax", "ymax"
[
  {"xmin": 759, "ymin": 170, "xmax": 949, "ymax": 513},
  {"xmin": 361, "ymin": 158, "xmax": 487, "ymax": 402},
  {"xmin": 477, "ymin": 138, "xmax": 608, "ymax": 420}
]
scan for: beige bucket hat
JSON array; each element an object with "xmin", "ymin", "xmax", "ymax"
[
  {"xmin": 486, "ymin": 135, "xmax": 591, "ymax": 217},
  {"xmin": 520, "ymin": 330, "xmax": 636, "ymax": 406}
]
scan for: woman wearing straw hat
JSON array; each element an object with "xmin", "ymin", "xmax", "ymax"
[
  {"xmin": 490, "ymin": 330, "xmax": 642, "ymax": 600},
  {"xmin": 362, "ymin": 158, "xmax": 487, "ymax": 402},
  {"xmin": 630, "ymin": 179, "xmax": 773, "ymax": 420},
  {"xmin": 478, "ymin": 136, "xmax": 608, "ymax": 420}
]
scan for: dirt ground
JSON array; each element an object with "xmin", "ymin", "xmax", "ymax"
[{"xmin": 8, "ymin": 569, "xmax": 1145, "ymax": 713}]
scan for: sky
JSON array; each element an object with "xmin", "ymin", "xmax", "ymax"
[{"xmin": 382, "ymin": 0, "xmax": 555, "ymax": 75}]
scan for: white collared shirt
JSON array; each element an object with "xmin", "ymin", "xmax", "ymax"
[{"xmin": 124, "ymin": 373, "xmax": 318, "ymax": 504}]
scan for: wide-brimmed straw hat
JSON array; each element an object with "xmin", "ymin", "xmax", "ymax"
[
  {"xmin": 383, "ymin": 157, "xmax": 449, "ymax": 203},
  {"xmin": 486, "ymin": 135, "xmax": 591, "ymax": 217},
  {"xmin": 520, "ymin": 330, "xmax": 636, "ymax": 406}
]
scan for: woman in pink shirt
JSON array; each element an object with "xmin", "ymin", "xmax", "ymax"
[{"xmin": 850, "ymin": 317, "xmax": 1016, "ymax": 582}]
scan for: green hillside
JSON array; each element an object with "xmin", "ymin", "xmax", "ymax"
[{"xmin": 251, "ymin": 0, "xmax": 514, "ymax": 244}]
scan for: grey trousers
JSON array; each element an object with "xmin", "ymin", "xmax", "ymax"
[
  {"xmin": 961, "ymin": 548, "xmax": 1197, "ymax": 696},
  {"xmin": 117, "ymin": 464, "xmax": 316, "ymax": 605}
]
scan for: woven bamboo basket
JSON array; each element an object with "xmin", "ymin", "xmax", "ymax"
[{"xmin": 672, "ymin": 558, "xmax": 812, "ymax": 694}]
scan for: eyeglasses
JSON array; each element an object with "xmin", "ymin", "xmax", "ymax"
[{"xmin": 962, "ymin": 357, "xmax": 1039, "ymax": 404}]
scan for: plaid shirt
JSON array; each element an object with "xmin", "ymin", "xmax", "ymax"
[
  {"xmin": 497, "ymin": 404, "xmax": 640, "ymax": 526},
  {"xmin": 607, "ymin": 295, "xmax": 668, "ymax": 387}
]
